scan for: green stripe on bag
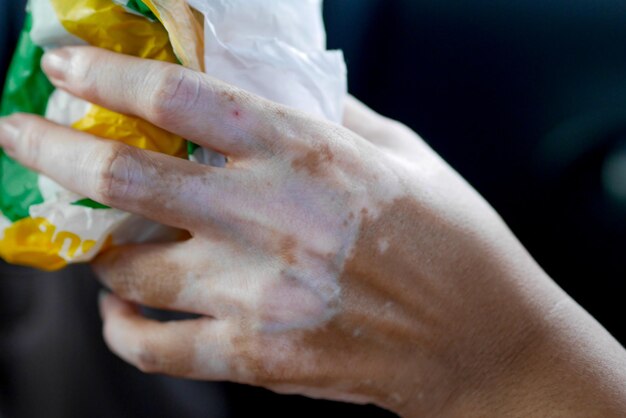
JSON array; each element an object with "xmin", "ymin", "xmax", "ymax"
[
  {"xmin": 125, "ymin": 0, "xmax": 158, "ymax": 21},
  {"xmin": 0, "ymin": 12, "xmax": 52, "ymax": 222}
]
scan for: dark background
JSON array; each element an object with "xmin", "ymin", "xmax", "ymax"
[{"xmin": 1, "ymin": 0, "xmax": 625, "ymax": 417}]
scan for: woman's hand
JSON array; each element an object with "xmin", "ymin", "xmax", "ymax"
[{"xmin": 2, "ymin": 46, "xmax": 626, "ymax": 417}]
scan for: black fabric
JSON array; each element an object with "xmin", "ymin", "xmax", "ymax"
[
  {"xmin": 0, "ymin": 0, "xmax": 26, "ymax": 97},
  {"xmin": 1, "ymin": 0, "xmax": 626, "ymax": 417},
  {"xmin": 0, "ymin": 264, "xmax": 229, "ymax": 418},
  {"xmin": 325, "ymin": 0, "xmax": 626, "ymax": 341}
]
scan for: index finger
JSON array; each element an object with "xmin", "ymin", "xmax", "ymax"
[
  {"xmin": 41, "ymin": 47, "xmax": 297, "ymax": 158},
  {"xmin": 0, "ymin": 113, "xmax": 227, "ymax": 231}
]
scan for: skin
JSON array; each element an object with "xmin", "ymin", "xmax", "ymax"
[{"xmin": 1, "ymin": 46, "xmax": 626, "ymax": 416}]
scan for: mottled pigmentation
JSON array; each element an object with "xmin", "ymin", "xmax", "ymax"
[
  {"xmin": 138, "ymin": 321, "xmax": 203, "ymax": 376},
  {"xmin": 96, "ymin": 247, "xmax": 186, "ymax": 308},
  {"xmin": 291, "ymin": 143, "xmax": 335, "ymax": 176},
  {"xmin": 230, "ymin": 194, "xmax": 439, "ymax": 411},
  {"xmin": 279, "ymin": 235, "xmax": 298, "ymax": 266}
]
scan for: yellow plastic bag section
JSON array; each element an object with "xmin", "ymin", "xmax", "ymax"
[
  {"xmin": 0, "ymin": 0, "xmax": 200, "ymax": 270},
  {"xmin": 1, "ymin": 219, "xmax": 98, "ymax": 271},
  {"xmin": 52, "ymin": 0, "xmax": 188, "ymax": 156}
]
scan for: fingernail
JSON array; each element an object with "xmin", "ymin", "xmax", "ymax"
[
  {"xmin": 0, "ymin": 118, "xmax": 20, "ymax": 154},
  {"xmin": 42, "ymin": 48, "xmax": 71, "ymax": 82}
]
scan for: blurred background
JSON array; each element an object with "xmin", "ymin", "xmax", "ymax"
[{"xmin": 1, "ymin": 0, "xmax": 625, "ymax": 417}]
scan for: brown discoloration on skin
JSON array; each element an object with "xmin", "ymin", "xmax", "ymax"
[
  {"xmin": 291, "ymin": 143, "xmax": 334, "ymax": 176},
  {"xmin": 279, "ymin": 235, "xmax": 298, "ymax": 265},
  {"xmin": 231, "ymin": 192, "xmax": 528, "ymax": 415},
  {"xmin": 139, "ymin": 321, "xmax": 202, "ymax": 376},
  {"xmin": 96, "ymin": 248, "xmax": 185, "ymax": 308},
  {"xmin": 218, "ymin": 90, "xmax": 244, "ymax": 121},
  {"xmin": 317, "ymin": 196, "xmax": 559, "ymax": 415},
  {"xmin": 221, "ymin": 90, "xmax": 237, "ymax": 103},
  {"xmin": 232, "ymin": 196, "xmax": 432, "ymax": 409},
  {"xmin": 293, "ymin": 196, "xmax": 446, "ymax": 410}
]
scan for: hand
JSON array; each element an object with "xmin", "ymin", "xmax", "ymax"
[{"xmin": 2, "ymin": 46, "xmax": 626, "ymax": 417}]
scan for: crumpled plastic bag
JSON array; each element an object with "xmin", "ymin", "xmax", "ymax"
[
  {"xmin": 188, "ymin": 0, "xmax": 346, "ymax": 124},
  {"xmin": 0, "ymin": 0, "xmax": 346, "ymax": 271}
]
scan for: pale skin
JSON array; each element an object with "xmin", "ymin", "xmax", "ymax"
[{"xmin": 1, "ymin": 47, "xmax": 626, "ymax": 417}]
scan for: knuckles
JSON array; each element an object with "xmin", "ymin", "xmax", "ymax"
[
  {"xmin": 147, "ymin": 67, "xmax": 203, "ymax": 127},
  {"xmin": 133, "ymin": 339, "xmax": 165, "ymax": 374},
  {"xmin": 6, "ymin": 113, "xmax": 45, "ymax": 168},
  {"xmin": 66, "ymin": 48, "xmax": 99, "ymax": 98},
  {"xmin": 234, "ymin": 332, "xmax": 303, "ymax": 386},
  {"xmin": 101, "ymin": 320, "xmax": 175, "ymax": 376},
  {"xmin": 95, "ymin": 253, "xmax": 136, "ymax": 298},
  {"xmin": 94, "ymin": 143, "xmax": 142, "ymax": 206}
]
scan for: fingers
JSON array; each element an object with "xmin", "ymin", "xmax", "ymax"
[
  {"xmin": 343, "ymin": 95, "xmax": 425, "ymax": 152},
  {"xmin": 343, "ymin": 95, "xmax": 393, "ymax": 144},
  {"xmin": 93, "ymin": 240, "xmax": 241, "ymax": 317},
  {"xmin": 0, "ymin": 113, "xmax": 220, "ymax": 231},
  {"xmin": 41, "ymin": 46, "xmax": 291, "ymax": 158},
  {"xmin": 94, "ymin": 242, "xmax": 198, "ymax": 312},
  {"xmin": 99, "ymin": 292, "xmax": 234, "ymax": 379}
]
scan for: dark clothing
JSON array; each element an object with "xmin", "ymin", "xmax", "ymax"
[
  {"xmin": 0, "ymin": 1, "xmax": 25, "ymax": 87},
  {"xmin": 325, "ymin": 0, "xmax": 626, "ymax": 337},
  {"xmin": 2, "ymin": 0, "xmax": 625, "ymax": 417},
  {"xmin": 0, "ymin": 265, "xmax": 230, "ymax": 418}
]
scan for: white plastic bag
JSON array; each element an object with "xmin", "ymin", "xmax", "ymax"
[{"xmin": 188, "ymin": 0, "xmax": 347, "ymax": 123}]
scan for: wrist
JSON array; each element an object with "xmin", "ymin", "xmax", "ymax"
[{"xmin": 437, "ymin": 294, "xmax": 626, "ymax": 417}]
